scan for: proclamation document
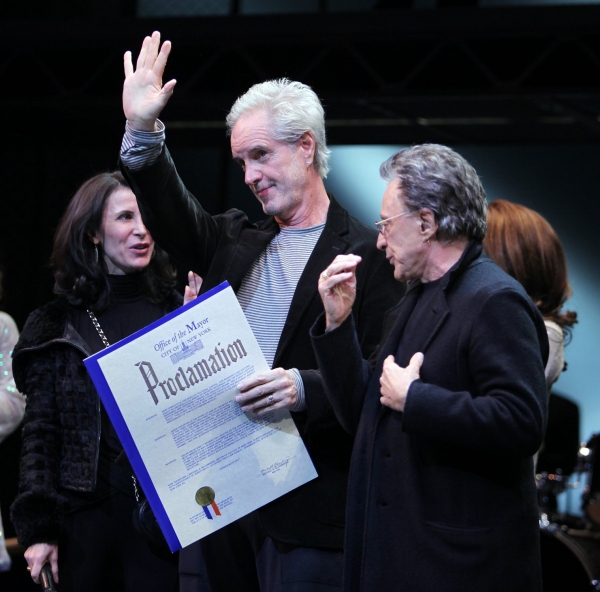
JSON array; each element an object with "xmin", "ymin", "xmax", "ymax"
[{"xmin": 84, "ymin": 282, "xmax": 317, "ymax": 552}]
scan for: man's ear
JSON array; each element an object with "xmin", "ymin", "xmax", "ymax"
[
  {"xmin": 298, "ymin": 131, "xmax": 316, "ymax": 162},
  {"xmin": 418, "ymin": 209, "xmax": 438, "ymax": 239}
]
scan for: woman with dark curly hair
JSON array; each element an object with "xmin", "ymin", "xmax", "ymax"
[
  {"xmin": 10, "ymin": 171, "xmax": 189, "ymax": 591},
  {"xmin": 483, "ymin": 199, "xmax": 577, "ymax": 391}
]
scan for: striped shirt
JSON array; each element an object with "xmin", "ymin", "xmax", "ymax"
[
  {"xmin": 121, "ymin": 120, "xmax": 165, "ymax": 170},
  {"xmin": 237, "ymin": 224, "xmax": 325, "ymax": 368},
  {"xmin": 121, "ymin": 122, "xmax": 322, "ymax": 411}
]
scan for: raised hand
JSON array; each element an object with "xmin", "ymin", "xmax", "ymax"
[
  {"xmin": 318, "ymin": 254, "xmax": 361, "ymax": 332},
  {"xmin": 184, "ymin": 271, "xmax": 203, "ymax": 305},
  {"xmin": 123, "ymin": 31, "xmax": 177, "ymax": 131}
]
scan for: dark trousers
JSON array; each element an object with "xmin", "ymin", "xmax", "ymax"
[
  {"xmin": 181, "ymin": 512, "xmax": 343, "ymax": 592},
  {"xmin": 59, "ymin": 492, "xmax": 178, "ymax": 592}
]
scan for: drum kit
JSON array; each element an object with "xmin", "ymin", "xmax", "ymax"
[{"xmin": 538, "ymin": 434, "xmax": 600, "ymax": 591}]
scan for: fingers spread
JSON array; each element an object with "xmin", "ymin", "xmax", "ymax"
[
  {"xmin": 145, "ymin": 31, "xmax": 161, "ymax": 69},
  {"xmin": 162, "ymin": 79, "xmax": 177, "ymax": 95},
  {"xmin": 136, "ymin": 35, "xmax": 151, "ymax": 70},
  {"xmin": 124, "ymin": 51, "xmax": 134, "ymax": 77},
  {"xmin": 154, "ymin": 39, "xmax": 172, "ymax": 74}
]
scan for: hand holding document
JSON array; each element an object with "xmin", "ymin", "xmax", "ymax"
[{"xmin": 84, "ymin": 282, "xmax": 317, "ymax": 551}]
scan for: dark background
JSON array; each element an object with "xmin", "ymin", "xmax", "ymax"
[
  {"xmin": 1, "ymin": 1, "xmax": 599, "ymax": 587},
  {"xmin": 3, "ymin": 0, "xmax": 600, "ymax": 327}
]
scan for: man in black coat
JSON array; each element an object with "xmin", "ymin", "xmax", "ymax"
[
  {"xmin": 312, "ymin": 144, "xmax": 549, "ymax": 591},
  {"xmin": 119, "ymin": 32, "xmax": 402, "ymax": 592}
]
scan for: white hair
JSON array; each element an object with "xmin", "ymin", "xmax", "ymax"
[{"xmin": 226, "ymin": 78, "xmax": 331, "ymax": 178}]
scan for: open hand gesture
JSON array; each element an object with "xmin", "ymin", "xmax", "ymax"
[{"xmin": 123, "ymin": 31, "xmax": 176, "ymax": 131}]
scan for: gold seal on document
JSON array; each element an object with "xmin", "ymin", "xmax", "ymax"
[{"xmin": 195, "ymin": 486, "xmax": 216, "ymax": 507}]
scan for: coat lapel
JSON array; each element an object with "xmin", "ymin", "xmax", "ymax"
[
  {"xmin": 364, "ymin": 287, "xmax": 423, "ymax": 425},
  {"xmin": 400, "ymin": 240, "xmax": 483, "ymax": 357},
  {"xmin": 273, "ymin": 196, "xmax": 349, "ymax": 366},
  {"xmin": 203, "ymin": 220, "xmax": 279, "ymax": 293},
  {"xmin": 381, "ymin": 240, "xmax": 484, "ymax": 363},
  {"xmin": 404, "ymin": 288, "xmax": 450, "ymax": 359},
  {"xmin": 375, "ymin": 284, "xmax": 422, "ymax": 368}
]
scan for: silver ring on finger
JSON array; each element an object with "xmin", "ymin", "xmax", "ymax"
[
  {"xmin": 321, "ymin": 271, "xmax": 329, "ymax": 279},
  {"xmin": 268, "ymin": 395, "xmax": 274, "ymax": 405}
]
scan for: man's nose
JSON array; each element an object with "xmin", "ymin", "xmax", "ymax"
[
  {"xmin": 244, "ymin": 163, "xmax": 261, "ymax": 186},
  {"xmin": 376, "ymin": 232, "xmax": 387, "ymax": 251}
]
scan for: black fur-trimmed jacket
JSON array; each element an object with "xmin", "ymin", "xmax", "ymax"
[{"xmin": 10, "ymin": 294, "xmax": 181, "ymax": 548}]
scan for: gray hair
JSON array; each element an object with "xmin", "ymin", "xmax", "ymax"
[
  {"xmin": 379, "ymin": 144, "xmax": 487, "ymax": 241},
  {"xmin": 226, "ymin": 78, "xmax": 331, "ymax": 178}
]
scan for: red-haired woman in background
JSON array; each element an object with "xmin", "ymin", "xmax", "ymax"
[{"xmin": 483, "ymin": 199, "xmax": 577, "ymax": 392}]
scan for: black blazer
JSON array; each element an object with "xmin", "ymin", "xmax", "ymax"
[
  {"xmin": 312, "ymin": 241, "xmax": 549, "ymax": 591},
  {"xmin": 122, "ymin": 147, "xmax": 403, "ymax": 549}
]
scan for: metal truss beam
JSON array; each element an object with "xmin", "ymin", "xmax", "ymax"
[{"xmin": 2, "ymin": 4, "xmax": 600, "ymax": 144}]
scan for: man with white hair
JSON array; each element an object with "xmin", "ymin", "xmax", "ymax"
[{"xmin": 119, "ymin": 32, "xmax": 402, "ymax": 592}]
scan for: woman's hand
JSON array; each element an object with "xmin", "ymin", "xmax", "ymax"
[
  {"xmin": 184, "ymin": 271, "xmax": 203, "ymax": 305},
  {"xmin": 24, "ymin": 543, "xmax": 59, "ymax": 584},
  {"xmin": 318, "ymin": 254, "xmax": 361, "ymax": 332}
]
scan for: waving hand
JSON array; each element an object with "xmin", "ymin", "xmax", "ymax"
[{"xmin": 123, "ymin": 31, "xmax": 176, "ymax": 131}]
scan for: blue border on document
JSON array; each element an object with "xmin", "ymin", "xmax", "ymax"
[{"xmin": 83, "ymin": 281, "xmax": 230, "ymax": 553}]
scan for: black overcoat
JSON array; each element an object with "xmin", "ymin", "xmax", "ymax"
[
  {"xmin": 122, "ymin": 147, "xmax": 403, "ymax": 549},
  {"xmin": 311, "ymin": 241, "xmax": 549, "ymax": 591}
]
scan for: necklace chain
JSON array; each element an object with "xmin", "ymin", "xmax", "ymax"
[
  {"xmin": 86, "ymin": 309, "xmax": 142, "ymax": 498},
  {"xmin": 86, "ymin": 310, "xmax": 110, "ymax": 348}
]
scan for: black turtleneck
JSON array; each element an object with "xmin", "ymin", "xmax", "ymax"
[
  {"xmin": 67, "ymin": 274, "xmax": 166, "ymax": 510},
  {"xmin": 395, "ymin": 276, "xmax": 444, "ymax": 366},
  {"xmin": 74, "ymin": 273, "xmax": 165, "ymax": 356}
]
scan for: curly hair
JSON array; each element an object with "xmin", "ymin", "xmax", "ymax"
[{"xmin": 51, "ymin": 172, "xmax": 176, "ymax": 311}]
